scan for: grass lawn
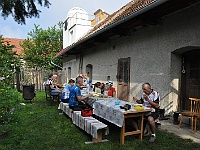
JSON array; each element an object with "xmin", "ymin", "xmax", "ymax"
[{"xmin": 0, "ymin": 92, "xmax": 199, "ymax": 150}]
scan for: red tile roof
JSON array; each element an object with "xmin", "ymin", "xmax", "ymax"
[
  {"xmin": 55, "ymin": 0, "xmax": 159, "ymax": 58},
  {"xmin": 3, "ymin": 38, "xmax": 24, "ymax": 56}
]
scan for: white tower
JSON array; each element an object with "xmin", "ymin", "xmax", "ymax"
[{"xmin": 63, "ymin": 7, "xmax": 92, "ymax": 48}]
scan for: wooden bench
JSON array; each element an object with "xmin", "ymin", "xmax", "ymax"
[
  {"xmin": 45, "ymin": 84, "xmax": 59, "ymax": 105},
  {"xmin": 59, "ymin": 102, "xmax": 108, "ymax": 144}
]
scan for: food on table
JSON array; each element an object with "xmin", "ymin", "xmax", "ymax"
[
  {"xmin": 93, "ymin": 93, "xmax": 100, "ymax": 97},
  {"xmin": 134, "ymin": 104, "xmax": 144, "ymax": 111}
]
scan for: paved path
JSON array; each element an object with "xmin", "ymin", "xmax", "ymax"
[{"xmin": 159, "ymin": 118, "xmax": 200, "ymax": 143}]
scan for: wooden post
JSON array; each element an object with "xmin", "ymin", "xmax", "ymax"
[
  {"xmin": 120, "ymin": 120, "xmax": 125, "ymax": 144},
  {"xmin": 92, "ymin": 130, "xmax": 102, "ymax": 143},
  {"xmin": 139, "ymin": 114, "xmax": 144, "ymax": 140}
]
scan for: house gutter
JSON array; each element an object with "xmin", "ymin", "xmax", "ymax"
[
  {"xmin": 56, "ymin": 0, "xmax": 169, "ymax": 57},
  {"xmin": 50, "ymin": 59, "xmax": 63, "ymax": 70}
]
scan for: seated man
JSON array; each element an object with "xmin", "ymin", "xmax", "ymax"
[
  {"xmin": 133, "ymin": 82, "xmax": 160, "ymax": 143},
  {"xmin": 45, "ymin": 73, "xmax": 53, "ymax": 85},
  {"xmin": 68, "ymin": 76, "xmax": 92, "ymax": 111},
  {"xmin": 61, "ymin": 79, "xmax": 75, "ymax": 103},
  {"xmin": 47, "ymin": 74, "xmax": 61, "ymax": 100}
]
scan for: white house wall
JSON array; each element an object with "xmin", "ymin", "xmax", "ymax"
[
  {"xmin": 62, "ymin": 3, "xmax": 200, "ymax": 114},
  {"xmin": 61, "ymin": 55, "xmax": 79, "ymax": 83},
  {"xmin": 63, "ymin": 7, "xmax": 92, "ymax": 48}
]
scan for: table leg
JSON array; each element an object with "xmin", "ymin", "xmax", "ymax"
[
  {"xmin": 92, "ymin": 130, "xmax": 102, "ymax": 143},
  {"xmin": 139, "ymin": 114, "xmax": 144, "ymax": 140},
  {"xmin": 120, "ymin": 120, "xmax": 125, "ymax": 144}
]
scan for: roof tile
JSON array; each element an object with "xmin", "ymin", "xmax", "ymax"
[{"xmin": 3, "ymin": 38, "xmax": 24, "ymax": 56}]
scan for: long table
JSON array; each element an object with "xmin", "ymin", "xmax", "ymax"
[{"xmin": 92, "ymin": 98, "xmax": 151, "ymax": 144}]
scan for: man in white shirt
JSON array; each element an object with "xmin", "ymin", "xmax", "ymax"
[{"xmin": 133, "ymin": 83, "xmax": 160, "ymax": 143}]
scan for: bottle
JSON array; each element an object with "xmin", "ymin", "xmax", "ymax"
[
  {"xmin": 104, "ymin": 91, "xmax": 108, "ymax": 98},
  {"xmin": 86, "ymin": 84, "xmax": 90, "ymax": 94}
]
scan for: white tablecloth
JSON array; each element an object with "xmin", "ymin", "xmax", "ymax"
[{"xmin": 93, "ymin": 99, "xmax": 135, "ymax": 127}]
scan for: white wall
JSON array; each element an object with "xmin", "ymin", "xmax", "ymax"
[{"xmin": 63, "ymin": 7, "xmax": 92, "ymax": 48}]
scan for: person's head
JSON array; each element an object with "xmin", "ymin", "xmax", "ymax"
[
  {"xmin": 142, "ymin": 83, "xmax": 152, "ymax": 95},
  {"xmin": 106, "ymin": 81, "xmax": 113, "ymax": 89},
  {"xmin": 84, "ymin": 74, "xmax": 89, "ymax": 79},
  {"xmin": 48, "ymin": 73, "xmax": 53, "ymax": 79},
  {"xmin": 76, "ymin": 76, "xmax": 83, "ymax": 86},
  {"xmin": 68, "ymin": 79, "xmax": 75, "ymax": 86},
  {"xmin": 95, "ymin": 82, "xmax": 103, "ymax": 89},
  {"xmin": 52, "ymin": 74, "xmax": 58, "ymax": 81}
]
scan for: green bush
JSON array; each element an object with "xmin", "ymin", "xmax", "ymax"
[{"xmin": 0, "ymin": 86, "xmax": 19, "ymax": 125}]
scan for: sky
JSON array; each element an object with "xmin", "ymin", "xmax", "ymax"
[{"xmin": 0, "ymin": 0, "xmax": 131, "ymax": 39}]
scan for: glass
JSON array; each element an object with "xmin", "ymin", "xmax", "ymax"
[
  {"xmin": 115, "ymin": 98, "xmax": 120, "ymax": 105},
  {"xmin": 104, "ymin": 91, "xmax": 108, "ymax": 98}
]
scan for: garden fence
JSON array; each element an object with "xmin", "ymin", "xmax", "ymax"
[{"xmin": 17, "ymin": 68, "xmax": 62, "ymax": 92}]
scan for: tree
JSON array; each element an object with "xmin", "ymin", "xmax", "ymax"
[
  {"xmin": 0, "ymin": 0, "xmax": 51, "ymax": 24},
  {"xmin": 21, "ymin": 22, "xmax": 63, "ymax": 70},
  {"xmin": 0, "ymin": 35, "xmax": 21, "ymax": 87}
]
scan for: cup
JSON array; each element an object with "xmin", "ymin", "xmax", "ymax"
[
  {"xmin": 104, "ymin": 91, "xmax": 108, "ymax": 98},
  {"xmin": 115, "ymin": 100, "xmax": 120, "ymax": 105}
]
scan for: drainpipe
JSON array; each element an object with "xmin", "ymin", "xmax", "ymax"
[
  {"xmin": 78, "ymin": 53, "xmax": 84, "ymax": 74},
  {"xmin": 50, "ymin": 59, "xmax": 63, "ymax": 70}
]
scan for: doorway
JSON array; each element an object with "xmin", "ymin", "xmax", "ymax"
[
  {"xmin": 86, "ymin": 64, "xmax": 93, "ymax": 81},
  {"xmin": 180, "ymin": 50, "xmax": 200, "ymax": 110},
  {"xmin": 117, "ymin": 57, "xmax": 130, "ymax": 101}
]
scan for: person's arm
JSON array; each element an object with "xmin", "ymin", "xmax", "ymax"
[
  {"xmin": 143, "ymin": 94, "xmax": 159, "ymax": 108},
  {"xmin": 56, "ymin": 83, "xmax": 64, "ymax": 88},
  {"xmin": 50, "ymin": 84, "xmax": 57, "ymax": 90},
  {"xmin": 112, "ymin": 88, "xmax": 116, "ymax": 97},
  {"xmin": 75, "ymin": 87, "xmax": 92, "ymax": 101},
  {"xmin": 133, "ymin": 97, "xmax": 143, "ymax": 104},
  {"xmin": 76, "ymin": 94, "xmax": 93, "ymax": 101},
  {"xmin": 112, "ymin": 92, "xmax": 116, "ymax": 97},
  {"xmin": 80, "ymin": 85, "xmax": 86, "ymax": 88}
]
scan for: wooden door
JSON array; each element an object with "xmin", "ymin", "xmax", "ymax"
[
  {"xmin": 117, "ymin": 57, "xmax": 130, "ymax": 101},
  {"xmin": 181, "ymin": 50, "xmax": 200, "ymax": 110}
]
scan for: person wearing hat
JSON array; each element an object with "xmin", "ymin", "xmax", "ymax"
[{"xmin": 105, "ymin": 81, "xmax": 116, "ymax": 97}]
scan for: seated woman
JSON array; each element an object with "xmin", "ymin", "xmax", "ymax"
[
  {"xmin": 105, "ymin": 81, "xmax": 116, "ymax": 97},
  {"xmin": 95, "ymin": 82, "xmax": 105, "ymax": 94}
]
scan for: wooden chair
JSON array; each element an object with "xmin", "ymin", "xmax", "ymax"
[
  {"xmin": 45, "ymin": 84, "xmax": 59, "ymax": 105},
  {"xmin": 193, "ymin": 100, "xmax": 200, "ymax": 133},
  {"xmin": 178, "ymin": 98, "xmax": 200, "ymax": 133}
]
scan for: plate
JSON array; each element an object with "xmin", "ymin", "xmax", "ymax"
[
  {"xmin": 89, "ymin": 92, "xmax": 97, "ymax": 94},
  {"xmin": 145, "ymin": 107, "xmax": 151, "ymax": 110},
  {"xmin": 134, "ymin": 104, "xmax": 143, "ymax": 106}
]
